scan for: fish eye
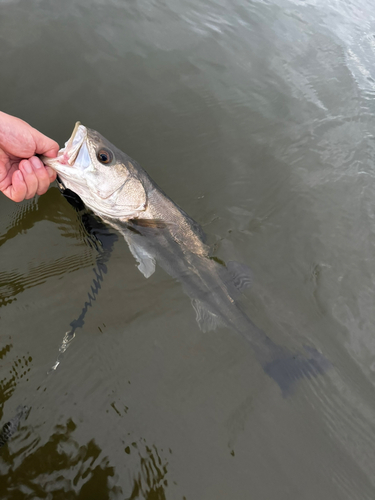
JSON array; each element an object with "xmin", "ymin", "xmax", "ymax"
[{"xmin": 97, "ymin": 148, "xmax": 113, "ymax": 164}]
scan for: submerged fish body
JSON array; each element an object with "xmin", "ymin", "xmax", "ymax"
[{"xmin": 43, "ymin": 123, "xmax": 329, "ymax": 395}]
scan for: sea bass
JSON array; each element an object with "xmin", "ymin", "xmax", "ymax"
[{"xmin": 43, "ymin": 122, "xmax": 329, "ymax": 395}]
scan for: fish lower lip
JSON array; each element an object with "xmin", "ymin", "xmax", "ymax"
[{"xmin": 68, "ymin": 147, "xmax": 81, "ymax": 165}]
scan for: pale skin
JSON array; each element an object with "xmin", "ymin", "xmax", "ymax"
[{"xmin": 0, "ymin": 111, "xmax": 59, "ymax": 202}]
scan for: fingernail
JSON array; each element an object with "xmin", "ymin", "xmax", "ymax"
[
  {"xmin": 33, "ymin": 160, "xmax": 42, "ymax": 169},
  {"xmin": 23, "ymin": 162, "xmax": 33, "ymax": 174},
  {"xmin": 46, "ymin": 166, "xmax": 55, "ymax": 178}
]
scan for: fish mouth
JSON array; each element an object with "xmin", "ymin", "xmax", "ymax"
[
  {"xmin": 60, "ymin": 121, "xmax": 87, "ymax": 166},
  {"xmin": 41, "ymin": 121, "xmax": 87, "ymax": 170}
]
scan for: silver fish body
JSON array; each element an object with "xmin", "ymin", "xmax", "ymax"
[{"xmin": 43, "ymin": 123, "xmax": 330, "ymax": 395}]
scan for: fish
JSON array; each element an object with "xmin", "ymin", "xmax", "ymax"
[
  {"xmin": 42, "ymin": 122, "xmax": 330, "ymax": 395},
  {"xmin": 0, "ymin": 405, "xmax": 29, "ymax": 450}
]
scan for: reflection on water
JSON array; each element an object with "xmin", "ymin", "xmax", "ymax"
[
  {"xmin": 0, "ymin": 189, "xmax": 83, "ymax": 246},
  {"xmin": 1, "ymin": 418, "xmax": 170, "ymax": 500},
  {"xmin": 49, "ymin": 190, "xmax": 119, "ymax": 372},
  {"xmin": 124, "ymin": 440, "xmax": 170, "ymax": 500},
  {"xmin": 1, "ymin": 419, "xmax": 121, "ymax": 498},
  {"xmin": 0, "ymin": 189, "xmax": 96, "ymax": 309},
  {"xmin": 0, "ymin": 254, "xmax": 94, "ymax": 309},
  {"xmin": 0, "ymin": 350, "xmax": 32, "ymax": 421}
]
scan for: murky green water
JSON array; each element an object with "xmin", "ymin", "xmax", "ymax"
[{"xmin": 2, "ymin": 0, "xmax": 375, "ymax": 498}]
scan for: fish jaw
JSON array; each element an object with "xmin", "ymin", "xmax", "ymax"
[
  {"xmin": 42, "ymin": 122, "xmax": 95, "ymax": 195},
  {"xmin": 61, "ymin": 121, "xmax": 85, "ymax": 166},
  {"xmin": 42, "ymin": 122, "xmax": 90, "ymax": 174}
]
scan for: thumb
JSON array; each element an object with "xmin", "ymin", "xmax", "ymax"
[
  {"xmin": 42, "ymin": 146, "xmax": 60, "ymax": 158},
  {"xmin": 31, "ymin": 128, "xmax": 59, "ymax": 157}
]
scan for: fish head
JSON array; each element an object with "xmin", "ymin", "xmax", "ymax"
[{"xmin": 43, "ymin": 122, "xmax": 147, "ymax": 220}]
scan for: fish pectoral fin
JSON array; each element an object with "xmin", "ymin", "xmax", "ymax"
[
  {"xmin": 191, "ymin": 299, "xmax": 225, "ymax": 333},
  {"xmin": 126, "ymin": 238, "xmax": 156, "ymax": 278},
  {"xmin": 226, "ymin": 261, "xmax": 253, "ymax": 293}
]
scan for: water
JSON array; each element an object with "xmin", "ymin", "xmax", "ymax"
[{"xmin": 1, "ymin": 0, "xmax": 375, "ymax": 497}]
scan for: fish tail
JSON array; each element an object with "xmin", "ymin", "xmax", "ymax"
[
  {"xmin": 239, "ymin": 321, "xmax": 331, "ymax": 396},
  {"xmin": 259, "ymin": 344, "xmax": 331, "ymax": 396}
]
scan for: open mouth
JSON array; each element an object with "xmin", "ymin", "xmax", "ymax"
[
  {"xmin": 58, "ymin": 121, "xmax": 87, "ymax": 166},
  {"xmin": 40, "ymin": 121, "xmax": 88, "ymax": 172}
]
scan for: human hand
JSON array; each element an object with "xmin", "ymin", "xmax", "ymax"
[{"xmin": 0, "ymin": 111, "xmax": 59, "ymax": 202}]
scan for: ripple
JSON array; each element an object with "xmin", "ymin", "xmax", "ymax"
[{"xmin": 0, "ymin": 251, "xmax": 95, "ymax": 308}]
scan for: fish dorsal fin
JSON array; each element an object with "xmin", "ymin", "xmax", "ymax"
[
  {"xmin": 124, "ymin": 235, "xmax": 156, "ymax": 278},
  {"xmin": 227, "ymin": 261, "xmax": 253, "ymax": 292},
  {"xmin": 191, "ymin": 299, "xmax": 225, "ymax": 333}
]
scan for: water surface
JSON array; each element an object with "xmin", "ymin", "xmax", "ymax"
[{"xmin": 1, "ymin": 0, "xmax": 375, "ymax": 498}]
